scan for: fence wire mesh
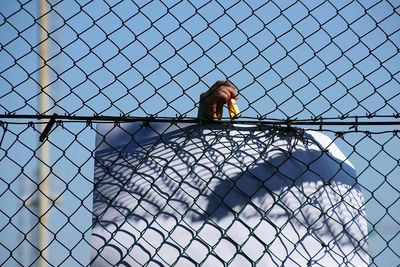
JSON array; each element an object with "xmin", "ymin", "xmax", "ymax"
[{"xmin": 0, "ymin": 0, "xmax": 399, "ymax": 266}]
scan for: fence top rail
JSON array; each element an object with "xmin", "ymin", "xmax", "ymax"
[{"xmin": 1, "ymin": 113, "xmax": 400, "ymax": 125}]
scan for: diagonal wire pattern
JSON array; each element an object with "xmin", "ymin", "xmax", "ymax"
[{"xmin": 0, "ymin": 0, "xmax": 399, "ymax": 266}]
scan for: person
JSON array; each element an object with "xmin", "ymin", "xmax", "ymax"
[
  {"xmin": 91, "ymin": 80, "xmax": 368, "ymax": 266},
  {"xmin": 197, "ymin": 81, "xmax": 239, "ymax": 121},
  {"xmin": 194, "ymin": 80, "xmax": 368, "ymax": 266}
]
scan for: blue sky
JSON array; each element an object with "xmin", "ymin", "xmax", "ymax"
[
  {"xmin": 1, "ymin": 0, "xmax": 399, "ymax": 118},
  {"xmin": 1, "ymin": 0, "xmax": 399, "ymax": 266}
]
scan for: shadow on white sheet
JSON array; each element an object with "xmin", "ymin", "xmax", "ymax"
[{"xmin": 91, "ymin": 122, "xmax": 368, "ymax": 267}]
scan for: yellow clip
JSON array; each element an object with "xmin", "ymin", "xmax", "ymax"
[{"xmin": 227, "ymin": 99, "xmax": 240, "ymax": 120}]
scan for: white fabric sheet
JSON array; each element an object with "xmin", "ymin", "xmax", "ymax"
[{"xmin": 91, "ymin": 122, "xmax": 368, "ymax": 267}]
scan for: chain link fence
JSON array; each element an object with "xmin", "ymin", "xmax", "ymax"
[{"xmin": 1, "ymin": 0, "xmax": 399, "ymax": 266}]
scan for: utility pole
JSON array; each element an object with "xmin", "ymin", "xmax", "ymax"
[{"xmin": 38, "ymin": 1, "xmax": 51, "ymax": 266}]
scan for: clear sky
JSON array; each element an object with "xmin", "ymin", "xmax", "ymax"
[{"xmin": 1, "ymin": 0, "xmax": 399, "ymax": 266}]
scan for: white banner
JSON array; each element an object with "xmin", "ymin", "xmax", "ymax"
[{"xmin": 91, "ymin": 122, "xmax": 368, "ymax": 267}]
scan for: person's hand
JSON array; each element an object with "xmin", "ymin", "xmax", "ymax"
[{"xmin": 198, "ymin": 80, "xmax": 239, "ymax": 121}]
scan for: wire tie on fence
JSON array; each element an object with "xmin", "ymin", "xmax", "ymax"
[
  {"xmin": 0, "ymin": 120, "xmax": 7, "ymax": 130},
  {"xmin": 335, "ymin": 131, "xmax": 344, "ymax": 138},
  {"xmin": 174, "ymin": 114, "xmax": 186, "ymax": 125},
  {"xmin": 319, "ymin": 117, "xmax": 323, "ymax": 131},
  {"xmin": 349, "ymin": 116, "xmax": 358, "ymax": 132},
  {"xmin": 286, "ymin": 117, "xmax": 292, "ymax": 129},
  {"xmin": 119, "ymin": 113, "xmax": 129, "ymax": 122},
  {"xmin": 257, "ymin": 114, "xmax": 267, "ymax": 121},
  {"xmin": 256, "ymin": 122, "xmax": 263, "ymax": 131},
  {"xmin": 355, "ymin": 116, "xmax": 358, "ymax": 132},
  {"xmin": 56, "ymin": 120, "xmax": 64, "ymax": 129},
  {"xmin": 339, "ymin": 113, "xmax": 349, "ymax": 120},
  {"xmin": 39, "ymin": 113, "xmax": 58, "ymax": 142},
  {"xmin": 366, "ymin": 112, "xmax": 375, "ymax": 119},
  {"xmin": 86, "ymin": 119, "xmax": 92, "ymax": 129},
  {"xmin": 143, "ymin": 115, "xmax": 155, "ymax": 127},
  {"xmin": 312, "ymin": 115, "xmax": 320, "ymax": 122}
]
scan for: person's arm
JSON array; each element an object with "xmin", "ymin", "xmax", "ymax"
[{"xmin": 197, "ymin": 80, "xmax": 239, "ymax": 121}]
